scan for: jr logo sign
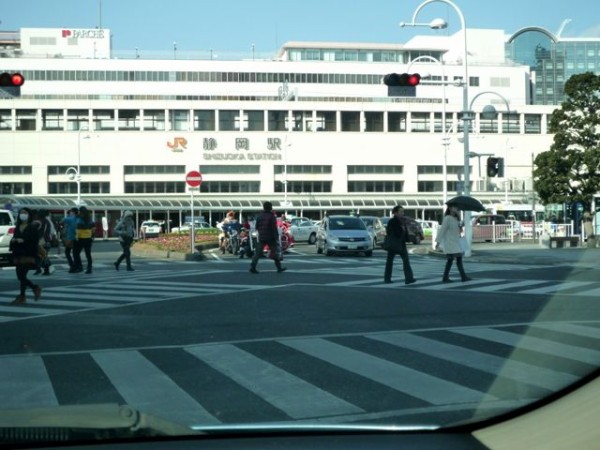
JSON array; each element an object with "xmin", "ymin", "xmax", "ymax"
[{"xmin": 167, "ymin": 137, "xmax": 188, "ymax": 152}]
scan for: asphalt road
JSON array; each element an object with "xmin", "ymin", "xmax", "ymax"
[{"xmin": 0, "ymin": 240, "xmax": 598, "ymax": 428}]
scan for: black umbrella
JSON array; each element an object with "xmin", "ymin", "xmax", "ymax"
[{"xmin": 445, "ymin": 195, "xmax": 486, "ymax": 212}]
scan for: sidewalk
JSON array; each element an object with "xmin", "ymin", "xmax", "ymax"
[{"xmin": 417, "ymin": 240, "xmax": 600, "ymax": 267}]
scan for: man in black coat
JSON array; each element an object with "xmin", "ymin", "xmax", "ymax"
[
  {"xmin": 249, "ymin": 201, "xmax": 287, "ymax": 274},
  {"xmin": 383, "ymin": 205, "xmax": 416, "ymax": 285}
]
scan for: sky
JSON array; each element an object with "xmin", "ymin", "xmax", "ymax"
[{"xmin": 2, "ymin": 0, "xmax": 600, "ymax": 58}]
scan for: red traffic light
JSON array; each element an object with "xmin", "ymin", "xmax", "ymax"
[
  {"xmin": 0, "ymin": 72, "xmax": 25, "ymax": 87},
  {"xmin": 383, "ymin": 72, "xmax": 421, "ymax": 87}
]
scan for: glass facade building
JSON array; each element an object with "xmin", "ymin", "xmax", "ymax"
[{"xmin": 506, "ymin": 27, "xmax": 600, "ymax": 105}]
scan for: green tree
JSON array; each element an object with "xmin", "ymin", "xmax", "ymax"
[{"xmin": 533, "ymin": 72, "xmax": 600, "ymax": 205}]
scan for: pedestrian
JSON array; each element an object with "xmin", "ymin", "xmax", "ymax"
[
  {"xmin": 583, "ymin": 211, "xmax": 596, "ymax": 248},
  {"xmin": 73, "ymin": 206, "xmax": 95, "ymax": 274},
  {"xmin": 435, "ymin": 205, "xmax": 472, "ymax": 282},
  {"xmin": 61, "ymin": 207, "xmax": 79, "ymax": 272},
  {"xmin": 383, "ymin": 205, "xmax": 416, "ymax": 285},
  {"xmin": 249, "ymin": 201, "xmax": 287, "ymax": 273},
  {"xmin": 114, "ymin": 210, "xmax": 136, "ymax": 271},
  {"xmin": 9, "ymin": 208, "xmax": 42, "ymax": 304},
  {"xmin": 37, "ymin": 209, "xmax": 57, "ymax": 275}
]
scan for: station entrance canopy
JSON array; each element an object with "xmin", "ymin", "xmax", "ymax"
[{"xmin": 0, "ymin": 194, "xmax": 526, "ymax": 213}]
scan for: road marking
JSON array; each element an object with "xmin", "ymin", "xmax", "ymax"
[
  {"xmin": 279, "ymin": 337, "xmax": 495, "ymax": 405},
  {"xmin": 368, "ymin": 332, "xmax": 578, "ymax": 390},
  {"xmin": 453, "ymin": 328, "xmax": 600, "ymax": 365},
  {"xmin": 92, "ymin": 350, "xmax": 221, "ymax": 426},
  {"xmin": 0, "ymin": 355, "xmax": 58, "ymax": 409},
  {"xmin": 186, "ymin": 344, "xmax": 363, "ymax": 419}
]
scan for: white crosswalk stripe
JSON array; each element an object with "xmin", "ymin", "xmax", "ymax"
[{"xmin": 0, "ymin": 321, "xmax": 596, "ymax": 425}]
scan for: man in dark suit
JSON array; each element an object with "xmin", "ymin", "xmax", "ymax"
[{"xmin": 383, "ymin": 205, "xmax": 416, "ymax": 285}]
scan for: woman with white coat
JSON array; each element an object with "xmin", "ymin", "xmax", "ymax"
[{"xmin": 435, "ymin": 206, "xmax": 471, "ymax": 283}]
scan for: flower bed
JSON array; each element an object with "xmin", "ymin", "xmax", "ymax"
[{"xmin": 136, "ymin": 231, "xmax": 219, "ymax": 254}]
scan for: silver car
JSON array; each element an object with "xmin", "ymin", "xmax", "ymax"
[
  {"xmin": 359, "ymin": 215, "xmax": 386, "ymax": 247},
  {"xmin": 0, "ymin": 209, "xmax": 16, "ymax": 265},
  {"xmin": 316, "ymin": 215, "xmax": 373, "ymax": 256}
]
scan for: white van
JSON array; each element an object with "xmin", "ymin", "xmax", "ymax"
[{"xmin": 0, "ymin": 209, "xmax": 16, "ymax": 265}]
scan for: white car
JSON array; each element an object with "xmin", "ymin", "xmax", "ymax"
[
  {"xmin": 0, "ymin": 209, "xmax": 16, "ymax": 265},
  {"xmin": 171, "ymin": 221, "xmax": 212, "ymax": 233},
  {"xmin": 288, "ymin": 217, "xmax": 319, "ymax": 244},
  {"xmin": 140, "ymin": 220, "xmax": 161, "ymax": 238}
]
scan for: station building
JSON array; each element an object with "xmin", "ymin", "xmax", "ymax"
[{"xmin": 0, "ymin": 25, "xmax": 597, "ymax": 231}]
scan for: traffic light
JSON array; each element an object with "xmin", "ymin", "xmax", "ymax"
[
  {"xmin": 497, "ymin": 157, "xmax": 505, "ymax": 177},
  {"xmin": 486, "ymin": 157, "xmax": 498, "ymax": 177},
  {"xmin": 0, "ymin": 72, "xmax": 25, "ymax": 96},
  {"xmin": 383, "ymin": 73, "xmax": 421, "ymax": 87}
]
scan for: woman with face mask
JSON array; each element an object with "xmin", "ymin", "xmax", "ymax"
[{"xmin": 9, "ymin": 208, "xmax": 42, "ymax": 304}]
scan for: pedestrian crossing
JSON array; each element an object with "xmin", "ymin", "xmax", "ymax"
[
  {"xmin": 0, "ymin": 278, "xmax": 272, "ymax": 323},
  {"xmin": 1, "ymin": 321, "xmax": 598, "ymax": 426}
]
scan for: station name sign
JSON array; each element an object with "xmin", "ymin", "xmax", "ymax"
[{"xmin": 166, "ymin": 137, "xmax": 283, "ymax": 160}]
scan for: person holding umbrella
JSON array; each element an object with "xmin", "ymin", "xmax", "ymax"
[{"xmin": 435, "ymin": 205, "xmax": 472, "ymax": 283}]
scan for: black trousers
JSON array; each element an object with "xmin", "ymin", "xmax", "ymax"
[
  {"xmin": 16, "ymin": 264, "xmax": 37, "ymax": 296},
  {"xmin": 73, "ymin": 238, "xmax": 93, "ymax": 270},
  {"xmin": 443, "ymin": 254, "xmax": 468, "ymax": 280},
  {"xmin": 250, "ymin": 239, "xmax": 282, "ymax": 270},
  {"xmin": 115, "ymin": 241, "xmax": 132, "ymax": 268},
  {"xmin": 384, "ymin": 246, "xmax": 414, "ymax": 282}
]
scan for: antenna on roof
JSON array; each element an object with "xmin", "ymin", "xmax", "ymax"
[{"xmin": 556, "ymin": 19, "xmax": 571, "ymax": 38}]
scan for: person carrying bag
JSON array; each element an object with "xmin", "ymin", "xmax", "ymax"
[{"xmin": 383, "ymin": 205, "xmax": 416, "ymax": 285}]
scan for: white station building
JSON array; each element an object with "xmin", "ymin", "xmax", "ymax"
[{"xmin": 0, "ymin": 26, "xmax": 564, "ymax": 230}]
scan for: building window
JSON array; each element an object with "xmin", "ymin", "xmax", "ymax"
[
  {"xmin": 364, "ymin": 112, "xmax": 383, "ymax": 132},
  {"xmin": 502, "ymin": 113, "xmax": 520, "ymax": 134},
  {"xmin": 388, "ymin": 112, "xmax": 407, "ymax": 132},
  {"xmin": 219, "ymin": 110, "xmax": 239, "ymax": 131},
  {"xmin": 42, "ymin": 109, "xmax": 63, "ymax": 130},
  {"xmin": 274, "ymin": 165, "xmax": 332, "ymax": 174},
  {"xmin": 0, "ymin": 110, "xmax": 13, "ymax": 131},
  {"xmin": 170, "ymin": 110, "xmax": 189, "ymax": 131},
  {"xmin": 268, "ymin": 111, "xmax": 288, "ymax": 131},
  {"xmin": 143, "ymin": 110, "xmax": 165, "ymax": 131},
  {"xmin": 15, "ymin": 109, "xmax": 37, "ymax": 131},
  {"xmin": 124, "ymin": 181, "xmax": 185, "ymax": 193},
  {"xmin": 292, "ymin": 111, "xmax": 312, "ymax": 132},
  {"xmin": 93, "ymin": 109, "xmax": 115, "ymax": 131},
  {"xmin": 243, "ymin": 110, "xmax": 264, "ymax": 131},
  {"xmin": 433, "ymin": 113, "xmax": 454, "ymax": 133},
  {"xmin": 479, "ymin": 115, "xmax": 498, "ymax": 134},
  {"xmin": 49, "ymin": 182, "xmax": 110, "ymax": 194},
  {"xmin": 199, "ymin": 181, "xmax": 260, "ymax": 193},
  {"xmin": 274, "ymin": 180, "xmax": 332, "ymax": 193},
  {"xmin": 194, "ymin": 110, "xmax": 215, "ymax": 131},
  {"xmin": 124, "ymin": 165, "xmax": 184, "ymax": 175},
  {"xmin": 0, "ymin": 166, "xmax": 32, "ymax": 174},
  {"xmin": 118, "ymin": 110, "xmax": 141, "ymax": 130},
  {"xmin": 67, "ymin": 109, "xmax": 89, "ymax": 131},
  {"xmin": 524, "ymin": 114, "xmax": 541, "ymax": 134},
  {"xmin": 418, "ymin": 181, "xmax": 443, "ymax": 192},
  {"xmin": 1, "ymin": 182, "xmax": 32, "ymax": 195},
  {"xmin": 201, "ymin": 165, "xmax": 260, "ymax": 174},
  {"xmin": 348, "ymin": 165, "xmax": 403, "ymax": 174},
  {"xmin": 48, "ymin": 165, "xmax": 110, "ymax": 175},
  {"xmin": 347, "ymin": 181, "xmax": 403, "ymax": 192},
  {"xmin": 341, "ymin": 111, "xmax": 360, "ymax": 131},
  {"xmin": 315, "ymin": 111, "xmax": 336, "ymax": 132},
  {"xmin": 410, "ymin": 112, "xmax": 430, "ymax": 133}
]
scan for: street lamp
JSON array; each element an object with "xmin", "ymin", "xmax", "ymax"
[
  {"xmin": 65, "ymin": 127, "xmax": 90, "ymax": 206},
  {"xmin": 401, "ymin": 0, "xmax": 472, "ymax": 254}
]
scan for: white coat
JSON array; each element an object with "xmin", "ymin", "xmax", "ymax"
[{"xmin": 436, "ymin": 214, "xmax": 463, "ymax": 255}]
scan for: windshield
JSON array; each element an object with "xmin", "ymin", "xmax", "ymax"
[
  {"xmin": 329, "ymin": 217, "xmax": 367, "ymax": 230},
  {"xmin": 1, "ymin": 1, "xmax": 599, "ymax": 447}
]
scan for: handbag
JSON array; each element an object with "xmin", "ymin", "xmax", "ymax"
[
  {"xmin": 382, "ymin": 235, "xmax": 391, "ymax": 251},
  {"xmin": 383, "ymin": 235, "xmax": 402, "ymax": 253},
  {"xmin": 459, "ymin": 236, "xmax": 468, "ymax": 253}
]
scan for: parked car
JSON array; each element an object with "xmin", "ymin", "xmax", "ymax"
[
  {"xmin": 0, "ymin": 209, "xmax": 16, "ymax": 265},
  {"xmin": 316, "ymin": 215, "xmax": 373, "ymax": 256},
  {"xmin": 171, "ymin": 221, "xmax": 213, "ymax": 233},
  {"xmin": 381, "ymin": 216, "xmax": 424, "ymax": 245},
  {"xmin": 140, "ymin": 220, "xmax": 161, "ymax": 238},
  {"xmin": 472, "ymin": 214, "xmax": 508, "ymax": 241},
  {"xmin": 415, "ymin": 219, "xmax": 437, "ymax": 239},
  {"xmin": 359, "ymin": 216, "xmax": 386, "ymax": 247},
  {"xmin": 288, "ymin": 217, "xmax": 319, "ymax": 244}
]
